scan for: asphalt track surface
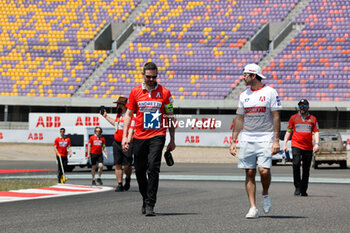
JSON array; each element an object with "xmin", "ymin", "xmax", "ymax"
[{"xmin": 1, "ymin": 161, "xmax": 350, "ymax": 233}]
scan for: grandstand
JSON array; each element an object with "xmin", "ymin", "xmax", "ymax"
[
  {"xmin": 0, "ymin": 0, "xmax": 349, "ymax": 129},
  {"xmin": 263, "ymin": 0, "xmax": 350, "ymax": 102}
]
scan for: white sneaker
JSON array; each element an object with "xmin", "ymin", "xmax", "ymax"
[
  {"xmin": 262, "ymin": 195, "xmax": 271, "ymax": 214},
  {"xmin": 245, "ymin": 207, "xmax": 259, "ymax": 219}
]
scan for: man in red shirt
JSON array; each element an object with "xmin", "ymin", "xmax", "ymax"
[
  {"xmin": 282, "ymin": 99, "xmax": 320, "ymax": 196},
  {"xmin": 122, "ymin": 62, "xmax": 176, "ymax": 216},
  {"xmin": 102, "ymin": 97, "xmax": 135, "ymax": 192},
  {"xmin": 54, "ymin": 128, "xmax": 71, "ymax": 183},
  {"xmin": 88, "ymin": 127, "xmax": 109, "ymax": 185}
]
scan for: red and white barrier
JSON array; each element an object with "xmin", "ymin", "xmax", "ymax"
[{"xmin": 0, "ymin": 184, "xmax": 113, "ymax": 203}]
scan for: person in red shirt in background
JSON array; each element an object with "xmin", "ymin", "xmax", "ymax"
[
  {"xmin": 88, "ymin": 127, "xmax": 109, "ymax": 185},
  {"xmin": 122, "ymin": 62, "xmax": 176, "ymax": 217},
  {"xmin": 54, "ymin": 128, "xmax": 71, "ymax": 183},
  {"xmin": 282, "ymin": 99, "xmax": 320, "ymax": 196},
  {"xmin": 102, "ymin": 96, "xmax": 136, "ymax": 192}
]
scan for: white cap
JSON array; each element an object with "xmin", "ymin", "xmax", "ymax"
[{"xmin": 243, "ymin": 63, "xmax": 266, "ymax": 79}]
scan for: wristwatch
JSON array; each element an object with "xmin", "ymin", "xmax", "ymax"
[{"xmin": 316, "ymin": 143, "xmax": 320, "ymax": 146}]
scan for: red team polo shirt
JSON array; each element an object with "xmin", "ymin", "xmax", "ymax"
[
  {"xmin": 114, "ymin": 114, "xmax": 136, "ymax": 142},
  {"xmin": 287, "ymin": 112, "xmax": 319, "ymax": 150},
  {"xmin": 54, "ymin": 137, "xmax": 71, "ymax": 157},
  {"xmin": 89, "ymin": 135, "xmax": 106, "ymax": 154},
  {"xmin": 126, "ymin": 83, "xmax": 173, "ymax": 139}
]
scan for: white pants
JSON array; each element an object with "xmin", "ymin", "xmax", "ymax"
[{"xmin": 238, "ymin": 141, "xmax": 272, "ymax": 169}]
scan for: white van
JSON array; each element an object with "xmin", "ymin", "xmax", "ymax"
[
  {"xmin": 65, "ymin": 127, "xmax": 116, "ymax": 171},
  {"xmin": 272, "ymin": 130, "xmax": 293, "ymax": 165},
  {"xmin": 272, "ymin": 122, "xmax": 293, "ymax": 165}
]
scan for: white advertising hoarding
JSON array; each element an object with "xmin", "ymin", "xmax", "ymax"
[
  {"xmin": 0, "ymin": 129, "xmax": 58, "ymax": 143},
  {"xmin": 29, "ymin": 113, "xmax": 111, "ymax": 129},
  {"xmin": 1, "ymin": 129, "xmax": 350, "ymax": 149},
  {"xmin": 0, "ymin": 113, "xmax": 346, "ymax": 149}
]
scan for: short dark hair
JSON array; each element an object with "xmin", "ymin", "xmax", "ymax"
[
  {"xmin": 95, "ymin": 126, "xmax": 103, "ymax": 133},
  {"xmin": 60, "ymin": 128, "xmax": 65, "ymax": 132},
  {"xmin": 255, "ymin": 75, "xmax": 262, "ymax": 82},
  {"xmin": 143, "ymin": 62, "xmax": 158, "ymax": 73}
]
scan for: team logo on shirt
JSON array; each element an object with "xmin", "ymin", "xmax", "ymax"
[
  {"xmin": 143, "ymin": 110, "xmax": 161, "ymax": 129},
  {"xmin": 295, "ymin": 124, "xmax": 312, "ymax": 133},
  {"xmin": 259, "ymin": 96, "xmax": 265, "ymax": 102},
  {"xmin": 138, "ymin": 101, "xmax": 162, "ymax": 112},
  {"xmin": 245, "ymin": 98, "xmax": 250, "ymax": 102},
  {"xmin": 155, "ymin": 92, "xmax": 162, "ymax": 98},
  {"xmin": 245, "ymin": 107, "xmax": 266, "ymax": 113},
  {"xmin": 93, "ymin": 140, "xmax": 103, "ymax": 146},
  {"xmin": 59, "ymin": 141, "xmax": 68, "ymax": 147}
]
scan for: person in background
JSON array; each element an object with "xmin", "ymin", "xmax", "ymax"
[
  {"xmin": 102, "ymin": 97, "xmax": 135, "ymax": 192},
  {"xmin": 54, "ymin": 128, "xmax": 71, "ymax": 183},
  {"xmin": 282, "ymin": 99, "xmax": 319, "ymax": 196},
  {"xmin": 88, "ymin": 127, "xmax": 108, "ymax": 185}
]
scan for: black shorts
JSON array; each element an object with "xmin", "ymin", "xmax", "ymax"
[
  {"xmin": 91, "ymin": 153, "xmax": 103, "ymax": 165},
  {"xmin": 113, "ymin": 141, "xmax": 133, "ymax": 166}
]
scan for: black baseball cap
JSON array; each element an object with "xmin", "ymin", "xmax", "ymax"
[{"xmin": 298, "ymin": 99, "xmax": 309, "ymax": 106}]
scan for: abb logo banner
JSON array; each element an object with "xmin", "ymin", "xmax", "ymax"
[
  {"xmin": 27, "ymin": 133, "xmax": 44, "ymax": 141},
  {"xmin": 0, "ymin": 130, "xmax": 57, "ymax": 143},
  {"xmin": 165, "ymin": 132, "xmax": 241, "ymax": 147},
  {"xmin": 29, "ymin": 113, "xmax": 116, "ymax": 129},
  {"xmin": 29, "ymin": 114, "xmax": 244, "ymax": 132},
  {"xmin": 185, "ymin": 136, "xmax": 200, "ymax": 144},
  {"xmin": 1, "ymin": 129, "xmax": 350, "ymax": 149}
]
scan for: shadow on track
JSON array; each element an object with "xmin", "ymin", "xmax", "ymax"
[
  {"xmin": 259, "ymin": 216, "xmax": 307, "ymax": 219},
  {"xmin": 156, "ymin": 212, "xmax": 199, "ymax": 216},
  {"xmin": 314, "ymin": 167, "xmax": 348, "ymax": 170},
  {"xmin": 305, "ymin": 195, "xmax": 335, "ymax": 198}
]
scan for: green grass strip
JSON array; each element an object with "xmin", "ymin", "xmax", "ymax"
[{"xmin": 0, "ymin": 179, "xmax": 56, "ymax": 191}]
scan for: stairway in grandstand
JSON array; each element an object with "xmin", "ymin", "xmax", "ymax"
[
  {"xmin": 79, "ymin": 0, "xmax": 299, "ymax": 100},
  {"xmin": 83, "ymin": 0, "xmax": 151, "ymax": 51},
  {"xmin": 73, "ymin": 0, "xmax": 151, "ymax": 97},
  {"xmin": 226, "ymin": 0, "xmax": 310, "ymax": 99}
]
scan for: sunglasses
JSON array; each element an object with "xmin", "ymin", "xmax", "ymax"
[
  {"xmin": 299, "ymin": 105, "xmax": 308, "ymax": 108},
  {"xmin": 145, "ymin": 75, "xmax": 157, "ymax": 79}
]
